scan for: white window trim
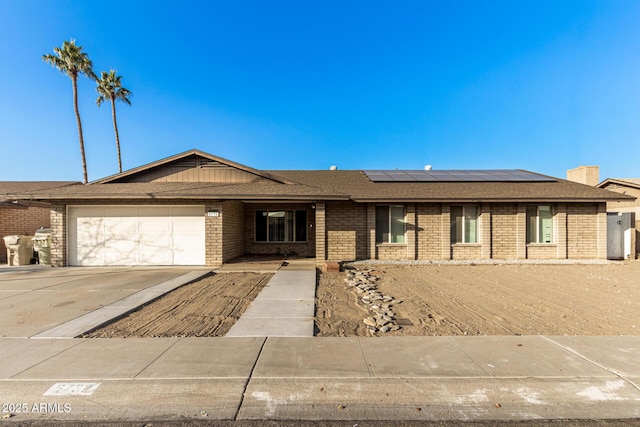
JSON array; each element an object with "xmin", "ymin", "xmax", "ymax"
[
  {"xmin": 527, "ymin": 205, "xmax": 554, "ymax": 244},
  {"xmin": 451, "ymin": 204, "xmax": 479, "ymax": 244},
  {"xmin": 376, "ymin": 205, "xmax": 406, "ymax": 244}
]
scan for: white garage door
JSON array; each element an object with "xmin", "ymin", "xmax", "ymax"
[{"xmin": 68, "ymin": 206, "xmax": 205, "ymax": 266}]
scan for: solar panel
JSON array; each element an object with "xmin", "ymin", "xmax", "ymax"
[{"xmin": 363, "ymin": 170, "xmax": 556, "ymax": 182}]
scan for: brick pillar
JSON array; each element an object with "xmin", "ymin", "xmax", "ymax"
[
  {"xmin": 406, "ymin": 203, "xmax": 416, "ymax": 260},
  {"xmin": 441, "ymin": 204, "xmax": 451, "ymax": 260},
  {"xmin": 480, "ymin": 204, "xmax": 491, "ymax": 259},
  {"xmin": 516, "ymin": 204, "xmax": 527, "ymax": 260},
  {"xmin": 205, "ymin": 202, "xmax": 223, "ymax": 267},
  {"xmin": 555, "ymin": 204, "xmax": 567, "ymax": 259},
  {"xmin": 367, "ymin": 203, "xmax": 376, "ymax": 260},
  {"xmin": 596, "ymin": 202, "xmax": 607, "ymax": 259},
  {"xmin": 315, "ymin": 202, "xmax": 326, "ymax": 266},
  {"xmin": 50, "ymin": 204, "xmax": 66, "ymax": 267}
]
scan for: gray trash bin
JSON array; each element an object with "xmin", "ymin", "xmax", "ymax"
[
  {"xmin": 3, "ymin": 235, "xmax": 35, "ymax": 266},
  {"xmin": 32, "ymin": 228, "xmax": 53, "ymax": 265}
]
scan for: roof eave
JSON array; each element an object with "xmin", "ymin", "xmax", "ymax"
[{"xmin": 351, "ymin": 197, "xmax": 633, "ymax": 203}]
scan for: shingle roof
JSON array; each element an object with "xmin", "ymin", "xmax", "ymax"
[
  {"xmin": 270, "ymin": 170, "xmax": 634, "ymax": 202},
  {"xmin": 2, "ymin": 158, "xmax": 633, "ymax": 203},
  {"xmin": 4, "ymin": 181, "xmax": 349, "ymax": 201},
  {"xmin": 0, "ymin": 181, "xmax": 78, "ymax": 204}
]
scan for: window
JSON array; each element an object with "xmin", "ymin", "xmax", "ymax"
[
  {"xmin": 376, "ymin": 205, "xmax": 405, "ymax": 243},
  {"xmin": 451, "ymin": 205, "xmax": 478, "ymax": 243},
  {"xmin": 527, "ymin": 205, "xmax": 553, "ymax": 243},
  {"xmin": 255, "ymin": 210, "xmax": 307, "ymax": 242}
]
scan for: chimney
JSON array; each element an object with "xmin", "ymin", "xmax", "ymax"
[
  {"xmin": 567, "ymin": 166, "xmax": 599, "ymax": 186},
  {"xmin": 424, "ymin": 165, "xmax": 432, "ymax": 171},
  {"xmin": 329, "ymin": 165, "xmax": 337, "ymax": 171}
]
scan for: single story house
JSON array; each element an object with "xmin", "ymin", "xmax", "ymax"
[
  {"xmin": 0, "ymin": 181, "xmax": 76, "ymax": 263},
  {"xmin": 5, "ymin": 149, "xmax": 634, "ymax": 268}
]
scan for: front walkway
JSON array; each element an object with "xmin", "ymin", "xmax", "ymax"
[{"xmin": 226, "ymin": 259, "xmax": 317, "ymax": 337}]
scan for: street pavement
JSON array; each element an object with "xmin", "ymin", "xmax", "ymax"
[{"xmin": 0, "ymin": 265, "xmax": 639, "ymax": 424}]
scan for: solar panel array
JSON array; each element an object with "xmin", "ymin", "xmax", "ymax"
[{"xmin": 363, "ymin": 170, "xmax": 556, "ymax": 182}]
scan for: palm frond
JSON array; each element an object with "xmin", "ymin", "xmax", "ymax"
[
  {"xmin": 95, "ymin": 69, "xmax": 132, "ymax": 106},
  {"xmin": 43, "ymin": 39, "xmax": 96, "ymax": 80}
]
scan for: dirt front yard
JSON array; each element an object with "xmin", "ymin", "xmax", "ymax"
[
  {"xmin": 315, "ymin": 262, "xmax": 640, "ymax": 336},
  {"xmin": 85, "ymin": 272, "xmax": 272, "ymax": 338},
  {"xmin": 84, "ymin": 262, "xmax": 639, "ymax": 338}
]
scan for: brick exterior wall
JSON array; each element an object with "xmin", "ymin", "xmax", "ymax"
[
  {"xmin": 526, "ymin": 244, "xmax": 558, "ymax": 259},
  {"xmin": 567, "ymin": 203, "xmax": 599, "ymax": 259},
  {"xmin": 377, "ymin": 244, "xmax": 409, "ymax": 260},
  {"xmin": 244, "ymin": 203, "xmax": 315, "ymax": 258},
  {"xmin": 451, "ymin": 244, "xmax": 482, "ymax": 259},
  {"xmin": 325, "ymin": 201, "xmax": 367, "ymax": 260},
  {"xmin": 0, "ymin": 206, "xmax": 51, "ymax": 263},
  {"xmin": 491, "ymin": 204, "xmax": 518, "ymax": 259},
  {"xmin": 221, "ymin": 201, "xmax": 245, "ymax": 262},
  {"xmin": 316, "ymin": 201, "xmax": 607, "ymax": 263},
  {"xmin": 45, "ymin": 199, "xmax": 608, "ymax": 267},
  {"xmin": 50, "ymin": 204, "xmax": 66, "ymax": 267},
  {"xmin": 416, "ymin": 204, "xmax": 443, "ymax": 260},
  {"xmin": 205, "ymin": 202, "xmax": 223, "ymax": 266}
]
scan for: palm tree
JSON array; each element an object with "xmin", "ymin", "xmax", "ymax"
[
  {"xmin": 43, "ymin": 40, "xmax": 97, "ymax": 184},
  {"xmin": 96, "ymin": 70, "xmax": 132, "ymax": 174}
]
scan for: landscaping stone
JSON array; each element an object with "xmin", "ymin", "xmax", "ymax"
[{"xmin": 342, "ymin": 267, "xmax": 403, "ymax": 335}]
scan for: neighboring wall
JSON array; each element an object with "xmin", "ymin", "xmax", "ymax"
[
  {"xmin": 600, "ymin": 183, "xmax": 640, "ymax": 258},
  {"xmin": 0, "ymin": 207, "xmax": 51, "ymax": 263}
]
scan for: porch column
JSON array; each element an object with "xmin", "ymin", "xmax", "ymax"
[
  {"xmin": 480, "ymin": 204, "xmax": 491, "ymax": 259},
  {"xmin": 315, "ymin": 202, "xmax": 326, "ymax": 266},
  {"xmin": 555, "ymin": 204, "xmax": 567, "ymax": 259},
  {"xmin": 516, "ymin": 204, "xmax": 527, "ymax": 259},
  {"xmin": 441, "ymin": 204, "xmax": 451, "ymax": 260},
  {"xmin": 205, "ymin": 202, "xmax": 223, "ymax": 267},
  {"xmin": 367, "ymin": 203, "xmax": 376, "ymax": 260},
  {"xmin": 406, "ymin": 203, "xmax": 416, "ymax": 260},
  {"xmin": 50, "ymin": 204, "xmax": 66, "ymax": 267}
]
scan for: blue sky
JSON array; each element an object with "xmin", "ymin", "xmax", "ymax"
[{"xmin": 1, "ymin": 0, "xmax": 639, "ymax": 182}]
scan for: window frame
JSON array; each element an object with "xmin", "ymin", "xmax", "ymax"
[
  {"xmin": 375, "ymin": 205, "xmax": 406, "ymax": 244},
  {"xmin": 255, "ymin": 209, "xmax": 308, "ymax": 243},
  {"xmin": 526, "ymin": 205, "xmax": 554, "ymax": 244},
  {"xmin": 450, "ymin": 204, "xmax": 479, "ymax": 244}
]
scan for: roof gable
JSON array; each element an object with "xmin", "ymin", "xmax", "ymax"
[
  {"xmin": 597, "ymin": 178, "xmax": 640, "ymax": 191},
  {"xmin": 93, "ymin": 149, "xmax": 292, "ymax": 184}
]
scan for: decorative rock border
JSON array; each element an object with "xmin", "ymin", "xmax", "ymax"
[{"xmin": 343, "ymin": 268, "xmax": 402, "ymax": 334}]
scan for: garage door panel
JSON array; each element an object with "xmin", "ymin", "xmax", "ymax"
[
  {"xmin": 138, "ymin": 206, "xmax": 173, "ymax": 217},
  {"xmin": 69, "ymin": 205, "xmax": 205, "ymax": 266},
  {"xmin": 140, "ymin": 220, "xmax": 172, "ymax": 234},
  {"xmin": 173, "ymin": 235, "xmax": 205, "ymax": 265},
  {"xmin": 139, "ymin": 244, "xmax": 172, "ymax": 265},
  {"xmin": 103, "ymin": 219, "xmax": 137, "ymax": 236},
  {"xmin": 173, "ymin": 219, "xmax": 205, "ymax": 234}
]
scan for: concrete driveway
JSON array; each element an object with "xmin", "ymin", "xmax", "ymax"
[{"xmin": 0, "ymin": 266, "xmax": 208, "ymax": 338}]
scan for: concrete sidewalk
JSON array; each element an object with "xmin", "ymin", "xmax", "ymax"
[
  {"xmin": 226, "ymin": 259, "xmax": 316, "ymax": 337},
  {"xmin": 1, "ymin": 335, "xmax": 639, "ymax": 423}
]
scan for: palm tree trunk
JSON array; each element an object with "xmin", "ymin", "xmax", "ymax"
[
  {"xmin": 72, "ymin": 75, "xmax": 89, "ymax": 184},
  {"xmin": 111, "ymin": 98, "xmax": 122, "ymax": 173}
]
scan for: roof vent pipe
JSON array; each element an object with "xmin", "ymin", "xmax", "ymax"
[
  {"xmin": 424, "ymin": 165, "xmax": 432, "ymax": 171},
  {"xmin": 329, "ymin": 165, "xmax": 338, "ymax": 170}
]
